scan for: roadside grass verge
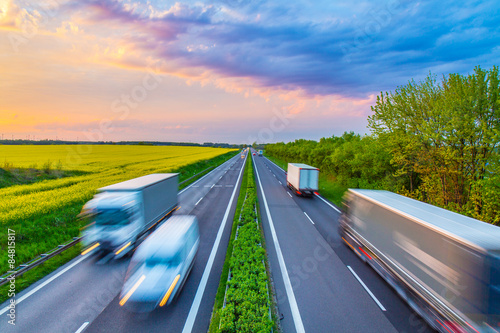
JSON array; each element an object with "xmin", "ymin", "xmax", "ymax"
[
  {"xmin": 178, "ymin": 151, "xmax": 236, "ymax": 190},
  {"xmin": 209, "ymin": 156, "xmax": 277, "ymax": 333},
  {"xmin": 0, "ymin": 150, "xmax": 237, "ymax": 305},
  {"xmin": 264, "ymin": 154, "xmax": 345, "ymax": 206}
]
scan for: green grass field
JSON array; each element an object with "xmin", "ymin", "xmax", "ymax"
[{"xmin": 0, "ymin": 145, "xmax": 236, "ymax": 276}]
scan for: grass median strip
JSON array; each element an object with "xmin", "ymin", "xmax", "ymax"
[{"xmin": 209, "ymin": 156, "xmax": 277, "ymax": 333}]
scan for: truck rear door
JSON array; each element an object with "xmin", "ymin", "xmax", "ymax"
[{"xmin": 300, "ymin": 169, "xmax": 309, "ymax": 189}]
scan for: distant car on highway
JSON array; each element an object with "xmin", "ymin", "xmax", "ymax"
[
  {"xmin": 253, "ymin": 153, "xmax": 256, "ymax": 155},
  {"xmin": 119, "ymin": 215, "xmax": 199, "ymax": 312}
]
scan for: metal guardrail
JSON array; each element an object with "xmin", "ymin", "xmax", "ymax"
[
  {"xmin": 178, "ymin": 165, "xmax": 215, "ymax": 186},
  {"xmin": 0, "ymin": 159, "xmax": 233, "ymax": 286},
  {"xmin": 0, "ymin": 237, "xmax": 81, "ymax": 287}
]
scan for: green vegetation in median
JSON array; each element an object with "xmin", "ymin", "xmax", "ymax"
[{"xmin": 209, "ymin": 156, "xmax": 276, "ymax": 333}]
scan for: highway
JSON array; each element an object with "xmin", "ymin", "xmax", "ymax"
[
  {"xmin": 0, "ymin": 152, "xmax": 247, "ymax": 333},
  {"xmin": 0, "ymin": 150, "xmax": 437, "ymax": 333},
  {"xmin": 251, "ymin": 153, "xmax": 434, "ymax": 333}
]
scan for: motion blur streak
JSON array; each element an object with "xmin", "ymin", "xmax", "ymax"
[
  {"xmin": 81, "ymin": 243, "xmax": 100, "ymax": 256},
  {"xmin": 342, "ymin": 237, "xmax": 360, "ymax": 256},
  {"xmin": 465, "ymin": 322, "xmax": 480, "ymax": 333},
  {"xmin": 359, "ymin": 247, "xmax": 373, "ymax": 260},
  {"xmin": 115, "ymin": 242, "xmax": 131, "ymax": 255},
  {"xmin": 119, "ymin": 275, "xmax": 146, "ymax": 306},
  {"xmin": 436, "ymin": 319, "xmax": 452, "ymax": 333},
  {"xmin": 160, "ymin": 275, "xmax": 181, "ymax": 307}
]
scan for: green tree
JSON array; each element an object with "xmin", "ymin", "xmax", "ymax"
[{"xmin": 369, "ymin": 66, "xmax": 500, "ymax": 221}]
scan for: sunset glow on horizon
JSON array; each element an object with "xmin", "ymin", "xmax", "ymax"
[{"xmin": 1, "ymin": 0, "xmax": 499, "ymax": 144}]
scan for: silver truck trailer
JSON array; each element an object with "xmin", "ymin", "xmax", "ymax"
[
  {"xmin": 340, "ymin": 189, "xmax": 500, "ymax": 333},
  {"xmin": 81, "ymin": 173, "xmax": 178, "ymax": 258},
  {"xmin": 287, "ymin": 163, "xmax": 319, "ymax": 197}
]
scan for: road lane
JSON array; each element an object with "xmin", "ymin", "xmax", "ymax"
[
  {"xmin": 84, "ymin": 153, "xmax": 246, "ymax": 333},
  {"xmin": 0, "ymin": 153, "xmax": 244, "ymax": 333},
  {"xmin": 253, "ymin": 154, "xmax": 398, "ymax": 333},
  {"xmin": 258, "ymin": 155, "xmax": 434, "ymax": 333}
]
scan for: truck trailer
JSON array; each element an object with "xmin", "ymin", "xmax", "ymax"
[
  {"xmin": 81, "ymin": 173, "xmax": 178, "ymax": 258},
  {"xmin": 340, "ymin": 189, "xmax": 500, "ymax": 333},
  {"xmin": 286, "ymin": 163, "xmax": 319, "ymax": 197}
]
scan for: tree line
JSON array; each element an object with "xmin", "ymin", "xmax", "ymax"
[{"xmin": 266, "ymin": 66, "xmax": 499, "ymax": 225}]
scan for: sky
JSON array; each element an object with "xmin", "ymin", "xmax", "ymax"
[{"xmin": 1, "ymin": 0, "xmax": 499, "ymax": 144}]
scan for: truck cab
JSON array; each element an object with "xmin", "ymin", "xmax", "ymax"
[
  {"xmin": 80, "ymin": 173, "xmax": 178, "ymax": 259},
  {"xmin": 80, "ymin": 192, "xmax": 143, "ymax": 257}
]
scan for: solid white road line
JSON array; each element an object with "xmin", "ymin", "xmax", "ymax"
[
  {"xmin": 304, "ymin": 212, "xmax": 315, "ymax": 225},
  {"xmin": 195, "ymin": 197, "xmax": 203, "ymax": 206},
  {"xmin": 182, "ymin": 155, "xmax": 247, "ymax": 333},
  {"xmin": 75, "ymin": 322, "xmax": 89, "ymax": 333},
  {"xmin": 265, "ymin": 157, "xmax": 286, "ymax": 172},
  {"xmin": 253, "ymin": 155, "xmax": 306, "ymax": 333},
  {"xmin": 0, "ymin": 254, "xmax": 90, "ymax": 315},
  {"xmin": 287, "ymin": 192, "xmax": 292, "ymax": 198},
  {"xmin": 315, "ymin": 194, "xmax": 341, "ymax": 213},
  {"xmin": 347, "ymin": 266, "xmax": 386, "ymax": 311}
]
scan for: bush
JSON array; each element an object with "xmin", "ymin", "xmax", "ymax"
[{"xmin": 217, "ymin": 160, "xmax": 273, "ymax": 333}]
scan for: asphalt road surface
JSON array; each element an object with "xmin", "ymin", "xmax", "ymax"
[
  {"xmin": 252, "ymin": 153, "xmax": 434, "ymax": 333},
  {"xmin": 0, "ymin": 152, "xmax": 246, "ymax": 333}
]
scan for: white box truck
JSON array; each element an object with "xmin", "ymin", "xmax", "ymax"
[
  {"xmin": 287, "ymin": 163, "xmax": 319, "ymax": 197},
  {"xmin": 340, "ymin": 189, "xmax": 500, "ymax": 333},
  {"xmin": 119, "ymin": 215, "xmax": 199, "ymax": 312},
  {"xmin": 80, "ymin": 173, "xmax": 178, "ymax": 258}
]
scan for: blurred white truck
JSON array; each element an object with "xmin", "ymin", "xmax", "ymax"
[
  {"xmin": 119, "ymin": 215, "xmax": 199, "ymax": 312},
  {"xmin": 80, "ymin": 173, "xmax": 178, "ymax": 258},
  {"xmin": 286, "ymin": 163, "xmax": 319, "ymax": 197}
]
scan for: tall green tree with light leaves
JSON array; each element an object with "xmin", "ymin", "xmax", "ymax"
[{"xmin": 369, "ymin": 66, "xmax": 500, "ymax": 223}]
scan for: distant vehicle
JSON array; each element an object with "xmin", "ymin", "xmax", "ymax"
[
  {"xmin": 258, "ymin": 150, "xmax": 263, "ymax": 156},
  {"xmin": 119, "ymin": 215, "xmax": 199, "ymax": 312},
  {"xmin": 80, "ymin": 174, "xmax": 178, "ymax": 258},
  {"xmin": 286, "ymin": 163, "xmax": 319, "ymax": 197},
  {"xmin": 340, "ymin": 189, "xmax": 500, "ymax": 333},
  {"xmin": 253, "ymin": 153, "xmax": 256, "ymax": 156}
]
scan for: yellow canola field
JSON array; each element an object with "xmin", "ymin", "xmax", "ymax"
[
  {"xmin": 0, "ymin": 145, "xmax": 235, "ymax": 268},
  {"xmin": 0, "ymin": 145, "xmax": 235, "ymax": 225}
]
